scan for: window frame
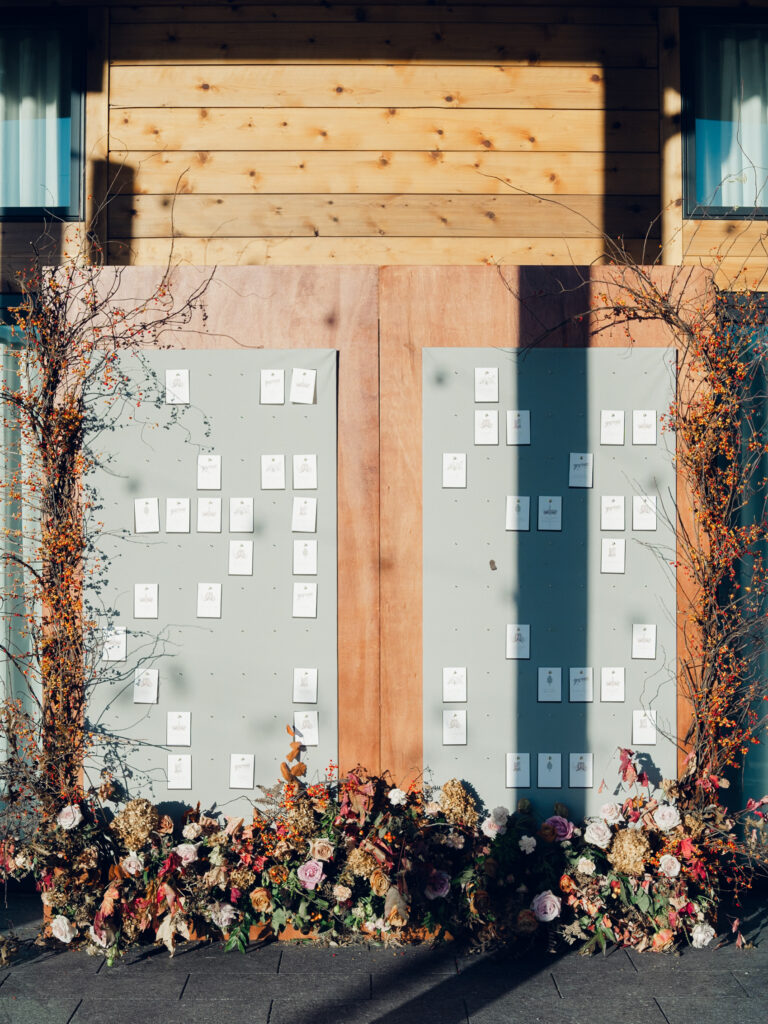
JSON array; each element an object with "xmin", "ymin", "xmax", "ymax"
[
  {"xmin": 0, "ymin": 10, "xmax": 85, "ymax": 223},
  {"xmin": 682, "ymin": 8, "xmax": 768, "ymax": 220}
]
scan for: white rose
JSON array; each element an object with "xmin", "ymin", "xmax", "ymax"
[
  {"xmin": 691, "ymin": 922, "xmax": 716, "ymax": 948},
  {"xmin": 491, "ymin": 806, "xmax": 509, "ymax": 827},
  {"xmin": 659, "ymin": 854, "xmax": 681, "ymax": 878},
  {"xmin": 88, "ymin": 923, "xmax": 115, "ymax": 948},
  {"xmin": 14, "ymin": 852, "xmax": 32, "ymax": 871},
  {"xmin": 57, "ymin": 804, "xmax": 83, "ymax": 830},
  {"xmin": 122, "ymin": 852, "xmax": 144, "ymax": 876},
  {"xmin": 577, "ymin": 857, "xmax": 596, "ymax": 876},
  {"xmin": 518, "ymin": 835, "xmax": 536, "ymax": 854},
  {"xmin": 653, "ymin": 804, "xmax": 681, "ymax": 831},
  {"xmin": 388, "ymin": 788, "xmax": 407, "ymax": 806},
  {"xmin": 209, "ymin": 902, "xmax": 237, "ymax": 930},
  {"xmin": 182, "ymin": 822, "xmax": 202, "ymax": 840},
  {"xmin": 599, "ymin": 802, "xmax": 624, "ymax": 825},
  {"xmin": 584, "ymin": 820, "xmax": 613, "ymax": 849},
  {"xmin": 173, "ymin": 843, "xmax": 199, "ymax": 867},
  {"xmin": 481, "ymin": 817, "xmax": 505, "ymax": 839},
  {"xmin": 531, "ymin": 890, "xmax": 562, "ymax": 922},
  {"xmin": 51, "ymin": 915, "xmax": 77, "ymax": 944}
]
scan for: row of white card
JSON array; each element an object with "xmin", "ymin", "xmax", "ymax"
[
  {"xmin": 165, "ymin": 368, "xmax": 317, "ymax": 407},
  {"xmin": 133, "ymin": 666, "xmax": 320, "ymax": 705},
  {"xmin": 468, "ymin": 408, "xmax": 657, "ymax": 447},
  {"xmin": 506, "ymin": 752, "xmax": 594, "ymax": 788},
  {"xmin": 137, "ymin": 496, "xmax": 318, "ymax": 534},
  {"xmin": 132, "ymin": 581, "xmax": 319, "ymax": 619},
  {"xmin": 502, "ymin": 495, "xmax": 657, "ymax": 532},
  {"xmin": 505, "ymin": 625, "xmax": 656, "ymax": 663},
  {"xmin": 447, "ymin": 713, "xmax": 655, "ymax": 750},
  {"xmin": 189, "ymin": 453, "xmax": 319, "ymax": 493},
  {"xmin": 444, "ymin": 666, "xmax": 642, "ymax": 705}
]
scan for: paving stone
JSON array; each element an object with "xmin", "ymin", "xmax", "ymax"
[
  {"xmin": 269, "ymin": 997, "xmax": 468, "ymax": 1024},
  {"xmin": 0, "ymin": 981, "xmax": 81, "ymax": 1024},
  {"xmin": 656, "ymin": 993, "xmax": 764, "ymax": 1024},
  {"xmin": 277, "ymin": 945, "xmax": 378, "ymax": 973},
  {"xmin": 183, "ymin": 967, "xmax": 373, "ymax": 1002},
  {"xmin": 70, "ymin": 997, "xmax": 272, "ymax": 1024},
  {"xmin": 467, "ymin": 999, "xmax": 666, "ymax": 1024}
]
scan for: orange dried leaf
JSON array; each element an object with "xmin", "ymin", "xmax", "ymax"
[
  {"xmin": 286, "ymin": 724, "xmax": 296, "ymax": 737},
  {"xmin": 287, "ymin": 741, "xmax": 302, "ymax": 762},
  {"xmin": 280, "ymin": 762, "xmax": 293, "ymax": 783},
  {"xmin": 290, "ymin": 762, "xmax": 307, "ymax": 778}
]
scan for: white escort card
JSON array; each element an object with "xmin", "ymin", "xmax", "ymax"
[
  {"xmin": 474, "ymin": 366, "xmax": 499, "ymax": 402},
  {"xmin": 133, "ymin": 667, "xmax": 158, "ymax": 704},
  {"xmin": 103, "ymin": 626, "xmax": 127, "ymax": 662},
  {"xmin": 601, "ymin": 666, "xmax": 625, "ymax": 702},
  {"xmin": 290, "ymin": 367, "xmax": 316, "ymax": 404},
  {"xmin": 197, "ymin": 497, "xmax": 222, "ymax": 533},
  {"xmin": 538, "ymin": 496, "xmax": 562, "ymax": 531},
  {"xmin": 569, "ymin": 667, "xmax": 594, "ymax": 702},
  {"xmin": 165, "ymin": 369, "xmax": 189, "ymax": 405},
  {"xmin": 134, "ymin": 497, "xmax": 159, "ymax": 534},
  {"xmin": 443, "ymin": 709, "xmax": 467, "ymax": 745},
  {"xmin": 600, "ymin": 409, "xmax": 624, "ymax": 445},
  {"xmin": 506, "ymin": 623, "xmax": 531, "ymax": 660},
  {"xmin": 228, "ymin": 540, "xmax": 253, "ymax": 576},
  {"xmin": 293, "ymin": 667, "xmax": 318, "ymax": 704},
  {"xmin": 134, "ymin": 583, "xmax": 158, "ymax": 619},
  {"xmin": 293, "ymin": 539, "xmax": 318, "ymax": 575},
  {"xmin": 166, "ymin": 711, "xmax": 191, "ymax": 747},
  {"xmin": 197, "ymin": 453, "xmax": 221, "ymax": 490},
  {"xmin": 166, "ymin": 498, "xmax": 190, "ymax": 534},
  {"xmin": 506, "ymin": 410, "xmax": 531, "ymax": 445},
  {"xmin": 505, "ymin": 496, "xmax": 530, "ymax": 531},
  {"xmin": 230, "ymin": 753, "xmax": 255, "ymax": 789},
  {"xmin": 474, "ymin": 409, "xmax": 499, "ymax": 445},
  {"xmin": 229, "ymin": 497, "xmax": 254, "ymax": 533},
  {"xmin": 167, "ymin": 754, "xmax": 192, "ymax": 790},
  {"xmin": 633, "ymin": 495, "xmax": 657, "ymax": 531},
  {"xmin": 294, "ymin": 710, "xmax": 319, "ymax": 746},
  {"xmin": 569, "ymin": 753, "xmax": 594, "ymax": 788},
  {"xmin": 568, "ymin": 453, "xmax": 594, "ymax": 488},
  {"xmin": 538, "ymin": 753, "xmax": 562, "ymax": 788},
  {"xmin": 261, "ymin": 454, "xmax": 286, "ymax": 490},
  {"xmin": 442, "ymin": 666, "xmax": 467, "ymax": 702},
  {"xmin": 633, "ymin": 409, "xmax": 657, "ymax": 445},
  {"xmin": 197, "ymin": 582, "xmax": 222, "ymax": 619},
  {"xmin": 292, "ymin": 496, "xmax": 317, "ymax": 533},
  {"xmin": 600, "ymin": 495, "xmax": 625, "ymax": 531},
  {"xmin": 506, "ymin": 752, "xmax": 531, "ymax": 788},
  {"xmin": 442, "ymin": 453, "xmax": 467, "ymax": 488},
  {"xmin": 632, "ymin": 623, "xmax": 657, "ymax": 660},
  {"xmin": 293, "ymin": 582, "xmax": 318, "ymax": 618},
  {"xmin": 601, "ymin": 537, "xmax": 625, "ymax": 573},
  {"xmin": 538, "ymin": 667, "xmax": 562, "ymax": 702},
  {"xmin": 293, "ymin": 454, "xmax": 318, "ymax": 490},
  {"xmin": 633, "ymin": 708, "xmax": 657, "ymax": 745},
  {"xmin": 260, "ymin": 369, "xmax": 285, "ymax": 405}
]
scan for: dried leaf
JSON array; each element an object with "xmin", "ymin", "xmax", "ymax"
[
  {"xmin": 290, "ymin": 763, "xmax": 307, "ymax": 778},
  {"xmin": 280, "ymin": 762, "xmax": 293, "ymax": 783},
  {"xmin": 286, "ymin": 723, "xmax": 296, "ymax": 737},
  {"xmin": 287, "ymin": 741, "xmax": 302, "ymax": 763},
  {"xmin": 99, "ymin": 884, "xmax": 120, "ymax": 918}
]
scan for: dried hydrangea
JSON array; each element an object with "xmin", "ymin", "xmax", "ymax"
[
  {"xmin": 439, "ymin": 779, "xmax": 479, "ymax": 828},
  {"xmin": 285, "ymin": 797, "xmax": 316, "ymax": 836},
  {"xmin": 229, "ymin": 867, "xmax": 256, "ymax": 892},
  {"xmin": 110, "ymin": 799, "xmax": 159, "ymax": 850},
  {"xmin": 607, "ymin": 828, "xmax": 651, "ymax": 877},
  {"xmin": 346, "ymin": 847, "xmax": 378, "ymax": 878}
]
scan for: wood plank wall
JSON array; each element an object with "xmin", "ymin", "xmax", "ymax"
[{"xmin": 104, "ymin": 3, "xmax": 663, "ymax": 268}]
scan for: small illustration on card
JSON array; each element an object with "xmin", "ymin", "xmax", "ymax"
[
  {"xmin": 568, "ymin": 453, "xmax": 593, "ymax": 488},
  {"xmin": 197, "ymin": 453, "xmax": 221, "ymax": 490},
  {"xmin": 166, "ymin": 498, "xmax": 190, "ymax": 534},
  {"xmin": 537, "ymin": 667, "xmax": 562, "ymax": 703},
  {"xmin": 165, "ymin": 369, "xmax": 189, "ymax": 405},
  {"xmin": 293, "ymin": 582, "xmax": 318, "ymax": 618},
  {"xmin": 506, "ymin": 623, "xmax": 531, "ymax": 660},
  {"xmin": 506, "ymin": 752, "xmax": 531, "ymax": 788},
  {"xmin": 442, "ymin": 709, "xmax": 467, "ymax": 746},
  {"xmin": 167, "ymin": 754, "xmax": 192, "ymax": 790},
  {"xmin": 442, "ymin": 453, "xmax": 467, "ymax": 489},
  {"xmin": 442, "ymin": 666, "xmax": 467, "ymax": 703},
  {"xmin": 506, "ymin": 410, "xmax": 531, "ymax": 445},
  {"xmin": 261, "ymin": 454, "xmax": 286, "ymax": 490},
  {"xmin": 600, "ymin": 409, "xmax": 624, "ymax": 445},
  {"xmin": 260, "ymin": 369, "xmax": 285, "ymax": 405},
  {"xmin": 229, "ymin": 497, "xmax": 254, "ymax": 533},
  {"xmin": 474, "ymin": 366, "xmax": 499, "ymax": 403},
  {"xmin": 600, "ymin": 495, "xmax": 625, "ymax": 531},
  {"xmin": 569, "ymin": 753, "xmax": 594, "ymax": 788},
  {"xmin": 166, "ymin": 711, "xmax": 191, "ymax": 747},
  {"xmin": 134, "ymin": 497, "xmax": 159, "ymax": 534},
  {"xmin": 601, "ymin": 537, "xmax": 625, "ymax": 574},
  {"xmin": 633, "ymin": 409, "xmax": 657, "ymax": 445},
  {"xmin": 293, "ymin": 539, "xmax": 318, "ymax": 575},
  {"xmin": 292, "ymin": 496, "xmax": 317, "ymax": 533},
  {"xmin": 294, "ymin": 710, "xmax": 319, "ymax": 746},
  {"xmin": 133, "ymin": 667, "xmax": 158, "ymax": 704},
  {"xmin": 103, "ymin": 626, "xmax": 127, "ymax": 663},
  {"xmin": 134, "ymin": 583, "xmax": 158, "ymax": 619},
  {"xmin": 538, "ymin": 753, "xmax": 562, "ymax": 789},
  {"xmin": 600, "ymin": 666, "xmax": 625, "ymax": 702},
  {"xmin": 293, "ymin": 668, "xmax": 318, "ymax": 704},
  {"xmin": 505, "ymin": 495, "xmax": 530, "ymax": 532},
  {"xmin": 228, "ymin": 540, "xmax": 253, "ymax": 576},
  {"xmin": 569, "ymin": 667, "xmax": 593, "ymax": 702},
  {"xmin": 633, "ymin": 708, "xmax": 657, "ymax": 745},
  {"xmin": 538, "ymin": 496, "xmax": 562, "ymax": 531},
  {"xmin": 197, "ymin": 497, "xmax": 221, "ymax": 533},
  {"xmin": 229, "ymin": 753, "xmax": 255, "ymax": 789},
  {"xmin": 633, "ymin": 494, "xmax": 657, "ymax": 531},
  {"xmin": 632, "ymin": 623, "xmax": 657, "ymax": 660},
  {"xmin": 474, "ymin": 409, "xmax": 499, "ymax": 445},
  {"xmin": 196, "ymin": 582, "xmax": 222, "ymax": 619},
  {"xmin": 293, "ymin": 454, "xmax": 318, "ymax": 490},
  {"xmin": 290, "ymin": 368, "xmax": 316, "ymax": 405}
]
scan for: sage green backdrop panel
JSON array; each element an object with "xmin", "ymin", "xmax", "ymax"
[
  {"xmin": 423, "ymin": 347, "xmax": 677, "ymax": 818},
  {"xmin": 87, "ymin": 350, "xmax": 337, "ymax": 815}
]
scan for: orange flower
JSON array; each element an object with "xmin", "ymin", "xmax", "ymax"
[
  {"xmin": 559, "ymin": 873, "xmax": 574, "ymax": 893},
  {"xmin": 652, "ymin": 929, "xmax": 674, "ymax": 952}
]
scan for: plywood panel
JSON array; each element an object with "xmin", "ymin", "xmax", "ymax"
[
  {"xmin": 108, "ymin": 235, "xmax": 651, "ymax": 267},
  {"xmin": 110, "ymin": 22, "xmax": 657, "ymax": 67},
  {"xmin": 112, "ymin": 150, "xmax": 660, "ymax": 196},
  {"xmin": 109, "ymin": 193, "xmax": 660, "ymax": 239},
  {"xmin": 109, "ymin": 64, "xmax": 658, "ymax": 110},
  {"xmin": 109, "ymin": 107, "xmax": 657, "ymax": 154}
]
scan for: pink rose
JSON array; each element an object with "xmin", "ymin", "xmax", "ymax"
[
  {"xmin": 172, "ymin": 843, "xmax": 199, "ymax": 867},
  {"xmin": 297, "ymin": 859, "xmax": 326, "ymax": 891},
  {"xmin": 531, "ymin": 890, "xmax": 562, "ymax": 922},
  {"xmin": 543, "ymin": 815, "xmax": 574, "ymax": 841},
  {"xmin": 425, "ymin": 870, "xmax": 451, "ymax": 900}
]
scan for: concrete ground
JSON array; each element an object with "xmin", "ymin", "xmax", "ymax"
[{"xmin": 1, "ymin": 890, "xmax": 766, "ymax": 1024}]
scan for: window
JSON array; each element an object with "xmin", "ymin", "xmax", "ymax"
[
  {"xmin": 683, "ymin": 13, "xmax": 768, "ymax": 217},
  {"xmin": 0, "ymin": 14, "xmax": 83, "ymax": 219}
]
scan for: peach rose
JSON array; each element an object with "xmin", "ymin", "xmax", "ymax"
[
  {"xmin": 370, "ymin": 868, "xmax": 391, "ymax": 897},
  {"xmin": 249, "ymin": 888, "xmax": 272, "ymax": 914}
]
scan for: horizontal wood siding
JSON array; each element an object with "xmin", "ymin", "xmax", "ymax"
[{"xmin": 106, "ymin": 3, "xmax": 661, "ymax": 267}]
